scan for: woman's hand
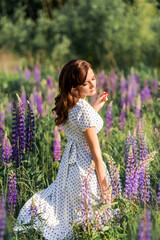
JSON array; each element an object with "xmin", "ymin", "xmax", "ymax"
[{"xmin": 92, "ymin": 92, "xmax": 109, "ymax": 112}]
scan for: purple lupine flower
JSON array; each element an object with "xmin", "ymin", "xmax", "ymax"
[
  {"xmin": 124, "ymin": 131, "xmax": 138, "ymax": 165},
  {"xmin": 53, "ymin": 127, "xmax": 61, "ymax": 162},
  {"xmin": 76, "ymin": 161, "xmax": 95, "ymax": 232},
  {"xmin": 104, "ymin": 153, "xmax": 122, "ymax": 199},
  {"xmin": 36, "ymin": 92, "xmax": 44, "ymax": 116},
  {"xmin": 58, "ymin": 125, "xmax": 64, "ymax": 133},
  {"xmin": 106, "ymin": 101, "xmax": 112, "ymax": 139},
  {"xmin": 126, "ymin": 76, "xmax": 134, "ymax": 112},
  {"xmin": 0, "ymin": 111, "xmax": 5, "ymax": 143},
  {"xmin": 96, "ymin": 71, "xmax": 108, "ymax": 89},
  {"xmin": 12, "ymin": 95, "xmax": 26, "ymax": 168},
  {"xmin": 124, "ymin": 131, "xmax": 132, "ymax": 164},
  {"xmin": 34, "ymin": 63, "xmax": 41, "ymax": 89},
  {"xmin": 124, "ymin": 145, "xmax": 139, "ymax": 200},
  {"xmin": 0, "ymin": 194, "xmax": 6, "ymax": 240},
  {"xmin": 132, "ymin": 72, "xmax": 139, "ymax": 100},
  {"xmin": 47, "ymin": 77, "xmax": 53, "ymax": 89},
  {"xmin": 0, "ymin": 127, "xmax": 4, "ymax": 144},
  {"xmin": 25, "ymin": 69, "xmax": 31, "ymax": 80},
  {"xmin": 29, "ymin": 197, "xmax": 38, "ymax": 218},
  {"xmin": 21, "ymin": 86, "xmax": 27, "ymax": 109},
  {"xmin": 33, "ymin": 88, "xmax": 38, "ymax": 103},
  {"xmin": 119, "ymin": 103, "xmax": 126, "ymax": 132},
  {"xmin": 132, "ymin": 131, "xmax": 138, "ymax": 165},
  {"xmin": 120, "ymin": 76, "xmax": 127, "ymax": 107},
  {"xmin": 141, "ymin": 80, "xmax": 151, "ymax": 104},
  {"xmin": 2, "ymin": 133, "xmax": 12, "ymax": 166},
  {"xmin": 126, "ymin": 70, "xmax": 139, "ymax": 111},
  {"xmin": 138, "ymin": 131, "xmax": 150, "ymax": 202},
  {"xmin": 6, "ymin": 102, "xmax": 12, "ymax": 116},
  {"xmin": 151, "ymin": 79, "xmax": 158, "ymax": 95},
  {"xmin": 138, "ymin": 210, "xmax": 152, "ymax": 240},
  {"xmin": 26, "ymin": 101, "xmax": 35, "ymax": 153},
  {"xmin": 79, "ymin": 174, "xmax": 94, "ymax": 232},
  {"xmin": 17, "ymin": 95, "xmax": 26, "ymax": 164},
  {"xmin": 157, "ymin": 183, "xmax": 160, "ymax": 205},
  {"xmin": 8, "ymin": 171, "xmax": 17, "ymax": 214},
  {"xmin": 47, "ymin": 89, "xmax": 54, "ymax": 105},
  {"xmin": 14, "ymin": 64, "xmax": 19, "ymax": 72},
  {"xmin": 109, "ymin": 69, "xmax": 118, "ymax": 99},
  {"xmin": 0, "ymin": 111, "xmax": 5, "ymax": 129},
  {"xmin": 11, "ymin": 102, "xmax": 19, "ymax": 167}
]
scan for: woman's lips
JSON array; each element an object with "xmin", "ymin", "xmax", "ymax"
[{"xmin": 90, "ymin": 89, "xmax": 95, "ymax": 92}]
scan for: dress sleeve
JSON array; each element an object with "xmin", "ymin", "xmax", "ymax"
[{"xmin": 74, "ymin": 99, "xmax": 98, "ymax": 132}]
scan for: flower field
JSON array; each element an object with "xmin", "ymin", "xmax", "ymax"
[{"xmin": 0, "ymin": 63, "xmax": 160, "ymax": 240}]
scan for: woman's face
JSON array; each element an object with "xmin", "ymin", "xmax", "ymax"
[{"xmin": 75, "ymin": 67, "xmax": 96, "ymax": 99}]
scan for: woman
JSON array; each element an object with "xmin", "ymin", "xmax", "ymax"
[{"xmin": 14, "ymin": 59, "xmax": 111, "ymax": 240}]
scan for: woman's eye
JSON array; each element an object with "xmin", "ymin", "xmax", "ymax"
[{"xmin": 83, "ymin": 83, "xmax": 88, "ymax": 86}]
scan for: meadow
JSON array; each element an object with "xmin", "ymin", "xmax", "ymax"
[{"xmin": 0, "ymin": 63, "xmax": 160, "ymax": 240}]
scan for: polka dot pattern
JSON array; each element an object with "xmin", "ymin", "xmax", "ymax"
[{"xmin": 13, "ymin": 98, "xmax": 111, "ymax": 240}]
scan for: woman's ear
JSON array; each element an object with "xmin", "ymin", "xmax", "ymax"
[{"xmin": 71, "ymin": 87, "xmax": 79, "ymax": 98}]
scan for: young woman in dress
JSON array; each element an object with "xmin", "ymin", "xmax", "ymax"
[
  {"xmin": 14, "ymin": 59, "xmax": 112, "ymax": 240},
  {"xmin": 53, "ymin": 59, "xmax": 111, "ymax": 202}
]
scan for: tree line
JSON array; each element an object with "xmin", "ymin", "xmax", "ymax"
[{"xmin": 0, "ymin": 0, "xmax": 160, "ymax": 69}]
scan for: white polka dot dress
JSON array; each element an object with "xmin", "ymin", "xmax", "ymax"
[{"xmin": 13, "ymin": 98, "xmax": 111, "ymax": 240}]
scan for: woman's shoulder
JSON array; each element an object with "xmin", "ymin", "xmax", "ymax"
[{"xmin": 69, "ymin": 98, "xmax": 93, "ymax": 115}]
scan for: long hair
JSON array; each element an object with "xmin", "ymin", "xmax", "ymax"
[{"xmin": 52, "ymin": 59, "xmax": 92, "ymax": 125}]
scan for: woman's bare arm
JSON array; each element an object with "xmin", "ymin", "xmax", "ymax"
[{"xmin": 83, "ymin": 126, "xmax": 111, "ymax": 202}]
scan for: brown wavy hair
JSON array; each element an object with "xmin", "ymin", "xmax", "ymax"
[{"xmin": 52, "ymin": 59, "xmax": 93, "ymax": 125}]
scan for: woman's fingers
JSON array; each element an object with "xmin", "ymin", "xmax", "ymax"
[{"xmin": 103, "ymin": 96, "xmax": 108, "ymax": 102}]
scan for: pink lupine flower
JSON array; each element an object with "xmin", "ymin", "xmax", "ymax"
[
  {"xmin": 34, "ymin": 63, "xmax": 41, "ymax": 89},
  {"xmin": 127, "ymin": 70, "xmax": 139, "ymax": 111},
  {"xmin": 103, "ymin": 153, "xmax": 122, "ymax": 199},
  {"xmin": 53, "ymin": 126, "xmax": 61, "ymax": 162},
  {"xmin": 138, "ymin": 210, "xmax": 152, "ymax": 240},
  {"xmin": 120, "ymin": 76, "xmax": 127, "ymax": 107},
  {"xmin": 96, "ymin": 71, "xmax": 108, "ymax": 89},
  {"xmin": 21, "ymin": 86, "xmax": 27, "ymax": 109},
  {"xmin": 2, "ymin": 132, "xmax": 12, "ymax": 166},
  {"xmin": 36, "ymin": 92, "xmax": 44, "ymax": 116},
  {"xmin": 109, "ymin": 69, "xmax": 118, "ymax": 99},
  {"xmin": 25, "ymin": 69, "xmax": 31, "ymax": 80},
  {"xmin": 106, "ymin": 101, "xmax": 112, "ymax": 139},
  {"xmin": 6, "ymin": 103, "xmax": 12, "ymax": 115},
  {"xmin": 8, "ymin": 171, "xmax": 18, "ymax": 214},
  {"xmin": 138, "ymin": 131, "xmax": 150, "ymax": 202},
  {"xmin": 141, "ymin": 80, "xmax": 151, "ymax": 104},
  {"xmin": 124, "ymin": 145, "xmax": 139, "ymax": 200}
]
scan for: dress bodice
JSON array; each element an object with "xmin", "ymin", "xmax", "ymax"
[{"xmin": 62, "ymin": 98, "xmax": 103, "ymax": 144}]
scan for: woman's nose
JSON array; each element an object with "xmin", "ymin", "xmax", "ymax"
[{"xmin": 90, "ymin": 82, "xmax": 95, "ymax": 88}]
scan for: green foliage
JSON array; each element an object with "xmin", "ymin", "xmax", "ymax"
[
  {"xmin": 0, "ymin": 65, "xmax": 160, "ymax": 239},
  {"xmin": 0, "ymin": 0, "xmax": 160, "ymax": 69}
]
